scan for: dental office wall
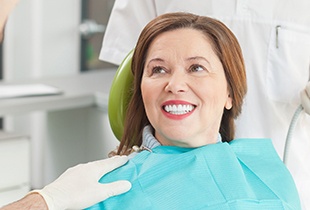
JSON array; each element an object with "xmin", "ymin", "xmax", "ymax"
[{"xmin": 2, "ymin": 0, "xmax": 118, "ymax": 189}]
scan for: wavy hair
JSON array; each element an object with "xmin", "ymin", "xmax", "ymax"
[{"xmin": 117, "ymin": 12, "xmax": 247, "ymax": 154}]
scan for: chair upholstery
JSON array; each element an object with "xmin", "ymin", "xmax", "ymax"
[{"xmin": 108, "ymin": 50, "xmax": 134, "ymax": 140}]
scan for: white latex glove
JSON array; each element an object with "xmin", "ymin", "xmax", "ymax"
[
  {"xmin": 301, "ymin": 82, "xmax": 310, "ymax": 115},
  {"xmin": 33, "ymin": 156, "xmax": 131, "ymax": 210}
]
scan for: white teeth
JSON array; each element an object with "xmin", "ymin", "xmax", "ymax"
[{"xmin": 164, "ymin": 104, "xmax": 195, "ymax": 115}]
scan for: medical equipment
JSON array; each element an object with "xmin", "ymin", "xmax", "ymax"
[
  {"xmin": 284, "ymin": 81, "xmax": 310, "ymax": 164},
  {"xmin": 283, "ymin": 105, "xmax": 304, "ymax": 164}
]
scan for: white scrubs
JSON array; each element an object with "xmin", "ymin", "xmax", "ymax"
[{"xmin": 100, "ymin": 1, "xmax": 310, "ymax": 209}]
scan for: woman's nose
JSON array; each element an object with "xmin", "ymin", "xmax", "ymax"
[{"xmin": 164, "ymin": 72, "xmax": 188, "ymax": 94}]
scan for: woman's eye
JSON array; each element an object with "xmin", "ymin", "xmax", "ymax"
[
  {"xmin": 189, "ymin": 64, "xmax": 205, "ymax": 72},
  {"xmin": 152, "ymin": 66, "xmax": 166, "ymax": 74}
]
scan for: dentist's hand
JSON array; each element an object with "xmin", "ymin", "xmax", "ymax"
[
  {"xmin": 301, "ymin": 82, "xmax": 310, "ymax": 115},
  {"xmin": 33, "ymin": 156, "xmax": 131, "ymax": 210}
]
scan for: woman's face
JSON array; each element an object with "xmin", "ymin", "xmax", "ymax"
[{"xmin": 141, "ymin": 28, "xmax": 232, "ymax": 147}]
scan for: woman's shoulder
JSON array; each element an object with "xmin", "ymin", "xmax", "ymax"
[
  {"xmin": 229, "ymin": 138, "xmax": 301, "ymax": 210},
  {"xmin": 229, "ymin": 138, "xmax": 277, "ymax": 157},
  {"xmin": 228, "ymin": 138, "xmax": 290, "ymax": 185},
  {"xmin": 228, "ymin": 138, "xmax": 288, "ymax": 173}
]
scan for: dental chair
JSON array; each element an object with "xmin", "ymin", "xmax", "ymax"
[
  {"xmin": 107, "ymin": 50, "xmax": 306, "ymax": 164},
  {"xmin": 108, "ymin": 50, "xmax": 134, "ymax": 141}
]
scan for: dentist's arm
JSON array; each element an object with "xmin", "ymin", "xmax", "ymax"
[
  {"xmin": 0, "ymin": 0, "xmax": 20, "ymax": 41},
  {"xmin": 1, "ymin": 156, "xmax": 131, "ymax": 210}
]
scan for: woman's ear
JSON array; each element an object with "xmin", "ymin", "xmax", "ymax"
[{"xmin": 225, "ymin": 94, "xmax": 233, "ymax": 110}]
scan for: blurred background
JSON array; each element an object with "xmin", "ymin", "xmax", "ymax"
[{"xmin": 0, "ymin": 0, "xmax": 119, "ymax": 205}]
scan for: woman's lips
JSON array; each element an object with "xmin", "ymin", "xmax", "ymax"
[{"xmin": 161, "ymin": 100, "xmax": 196, "ymax": 119}]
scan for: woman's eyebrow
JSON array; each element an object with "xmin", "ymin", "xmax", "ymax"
[
  {"xmin": 187, "ymin": 56, "xmax": 210, "ymax": 64},
  {"xmin": 146, "ymin": 57, "xmax": 165, "ymax": 67},
  {"xmin": 146, "ymin": 56, "xmax": 211, "ymax": 68}
]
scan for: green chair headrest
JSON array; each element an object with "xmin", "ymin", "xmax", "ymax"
[{"xmin": 108, "ymin": 50, "xmax": 134, "ymax": 140}]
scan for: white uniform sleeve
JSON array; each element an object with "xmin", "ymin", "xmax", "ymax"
[{"xmin": 99, "ymin": 0, "xmax": 157, "ymax": 65}]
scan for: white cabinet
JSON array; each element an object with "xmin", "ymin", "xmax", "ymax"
[{"xmin": 0, "ymin": 132, "xmax": 30, "ymax": 207}]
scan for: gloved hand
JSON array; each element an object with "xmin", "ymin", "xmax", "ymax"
[
  {"xmin": 32, "ymin": 156, "xmax": 131, "ymax": 210},
  {"xmin": 301, "ymin": 82, "xmax": 310, "ymax": 115}
]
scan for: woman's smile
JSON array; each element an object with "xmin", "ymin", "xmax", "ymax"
[{"xmin": 161, "ymin": 100, "xmax": 196, "ymax": 119}]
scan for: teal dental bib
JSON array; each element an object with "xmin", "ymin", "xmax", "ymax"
[{"xmin": 86, "ymin": 139, "xmax": 300, "ymax": 210}]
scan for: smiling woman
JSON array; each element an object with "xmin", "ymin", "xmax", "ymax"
[
  {"xmin": 141, "ymin": 28, "xmax": 233, "ymax": 147},
  {"xmin": 119, "ymin": 12, "xmax": 247, "ymax": 152},
  {"xmin": 86, "ymin": 12, "xmax": 301, "ymax": 210}
]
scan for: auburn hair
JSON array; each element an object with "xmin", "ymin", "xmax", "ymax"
[{"xmin": 117, "ymin": 12, "xmax": 247, "ymax": 154}]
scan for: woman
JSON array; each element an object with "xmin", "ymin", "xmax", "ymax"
[{"xmin": 87, "ymin": 12, "xmax": 300, "ymax": 209}]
